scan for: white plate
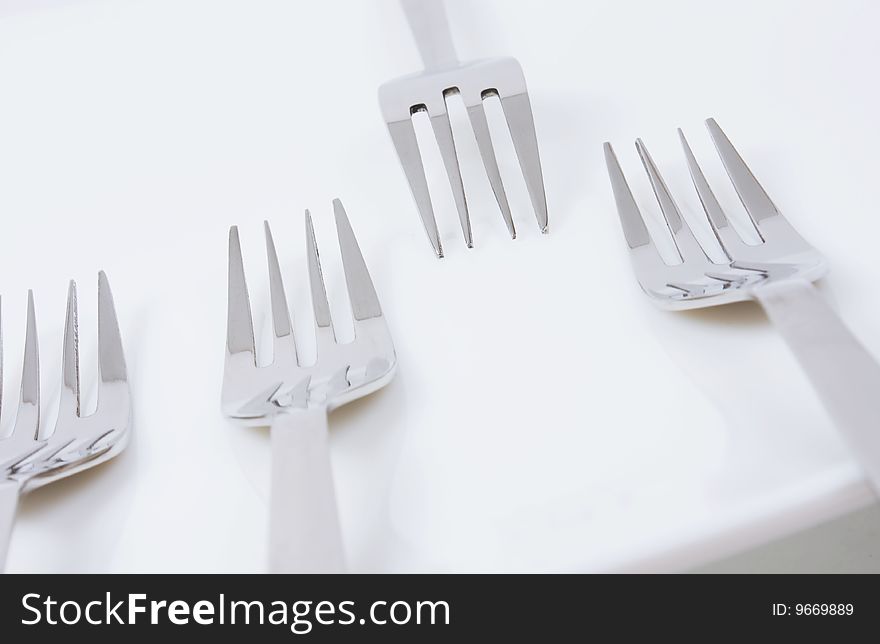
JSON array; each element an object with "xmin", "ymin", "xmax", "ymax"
[{"xmin": 2, "ymin": 0, "xmax": 878, "ymax": 572}]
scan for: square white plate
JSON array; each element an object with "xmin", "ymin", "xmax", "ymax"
[{"xmin": 2, "ymin": 0, "xmax": 877, "ymax": 572}]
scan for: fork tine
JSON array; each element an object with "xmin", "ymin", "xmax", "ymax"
[
  {"xmin": 467, "ymin": 102, "xmax": 515, "ymax": 238},
  {"xmin": 333, "ymin": 199, "xmax": 382, "ymax": 323},
  {"xmin": 387, "ymin": 119, "xmax": 443, "ymax": 257},
  {"xmin": 679, "ymin": 128, "xmax": 747, "ymax": 251},
  {"xmin": 500, "ymin": 93, "xmax": 548, "ymax": 232},
  {"xmin": 227, "ymin": 226, "xmax": 256, "ymax": 359},
  {"xmin": 706, "ymin": 118, "xmax": 780, "ymax": 224},
  {"xmin": 635, "ymin": 138, "xmax": 713, "ymax": 264},
  {"xmin": 678, "ymin": 129, "xmax": 730, "ymax": 232},
  {"xmin": 17, "ymin": 291, "xmax": 39, "ymax": 439},
  {"xmin": 305, "ymin": 210, "xmax": 336, "ymax": 348},
  {"xmin": 60, "ymin": 280, "xmax": 80, "ymax": 416},
  {"xmin": 263, "ymin": 221, "xmax": 295, "ymax": 346},
  {"xmin": 430, "ymin": 110, "xmax": 472, "ymax": 247},
  {"xmin": 97, "ymin": 271, "xmax": 128, "ymax": 384},
  {"xmin": 603, "ymin": 142, "xmax": 654, "ymax": 251}
]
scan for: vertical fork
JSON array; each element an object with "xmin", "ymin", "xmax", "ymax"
[
  {"xmin": 381, "ymin": 0, "xmax": 548, "ymax": 255},
  {"xmin": 1, "ymin": 274, "xmax": 130, "ymax": 570},
  {"xmin": 224, "ymin": 200, "xmax": 396, "ymax": 573}
]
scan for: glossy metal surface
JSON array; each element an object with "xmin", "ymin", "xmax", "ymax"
[
  {"xmin": 379, "ymin": 0, "xmax": 548, "ymax": 256},
  {"xmin": 0, "ymin": 273, "xmax": 131, "ymax": 570},
  {"xmin": 605, "ymin": 119, "xmax": 827, "ymax": 310},
  {"xmin": 222, "ymin": 199, "xmax": 396, "ymax": 572},
  {"xmin": 605, "ymin": 118, "xmax": 880, "ymax": 492}
]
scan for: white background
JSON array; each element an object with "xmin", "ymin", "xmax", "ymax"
[{"xmin": 1, "ymin": 0, "xmax": 879, "ymax": 572}]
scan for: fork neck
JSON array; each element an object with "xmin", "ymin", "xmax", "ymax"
[{"xmin": 401, "ymin": 0, "xmax": 460, "ymax": 71}]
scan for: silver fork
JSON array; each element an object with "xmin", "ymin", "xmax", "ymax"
[
  {"xmin": 0, "ymin": 273, "xmax": 130, "ymax": 570},
  {"xmin": 379, "ymin": 0, "xmax": 548, "ymax": 256},
  {"xmin": 605, "ymin": 118, "xmax": 880, "ymax": 491},
  {"xmin": 222, "ymin": 199, "xmax": 397, "ymax": 573}
]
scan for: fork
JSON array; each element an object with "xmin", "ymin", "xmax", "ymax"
[
  {"xmin": 222, "ymin": 199, "xmax": 397, "ymax": 573},
  {"xmin": 605, "ymin": 118, "xmax": 880, "ymax": 491},
  {"xmin": 0, "ymin": 273, "xmax": 130, "ymax": 570},
  {"xmin": 379, "ymin": 0, "xmax": 548, "ymax": 256}
]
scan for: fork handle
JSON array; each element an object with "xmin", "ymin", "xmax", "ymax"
[
  {"xmin": 400, "ymin": 0, "xmax": 459, "ymax": 70},
  {"xmin": 0, "ymin": 481, "xmax": 19, "ymax": 572},
  {"xmin": 269, "ymin": 409, "xmax": 345, "ymax": 573},
  {"xmin": 755, "ymin": 279, "xmax": 880, "ymax": 493}
]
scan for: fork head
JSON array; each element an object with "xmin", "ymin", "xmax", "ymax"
[
  {"xmin": 604, "ymin": 118, "xmax": 827, "ymax": 310},
  {"xmin": 0, "ymin": 273, "xmax": 131, "ymax": 493},
  {"xmin": 222, "ymin": 199, "xmax": 396, "ymax": 424},
  {"xmin": 379, "ymin": 56, "xmax": 548, "ymax": 256}
]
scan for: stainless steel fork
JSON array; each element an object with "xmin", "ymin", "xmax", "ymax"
[
  {"xmin": 379, "ymin": 0, "xmax": 548, "ymax": 256},
  {"xmin": 222, "ymin": 199, "xmax": 396, "ymax": 573},
  {"xmin": 605, "ymin": 118, "xmax": 880, "ymax": 491},
  {"xmin": 0, "ymin": 273, "xmax": 130, "ymax": 570}
]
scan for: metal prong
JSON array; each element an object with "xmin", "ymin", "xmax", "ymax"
[
  {"xmin": 431, "ymin": 110, "xmax": 472, "ymax": 247},
  {"xmin": 636, "ymin": 138, "xmax": 710, "ymax": 264},
  {"xmin": 333, "ymin": 199, "xmax": 382, "ymax": 323},
  {"xmin": 305, "ymin": 210, "xmax": 335, "ymax": 348},
  {"xmin": 467, "ymin": 101, "xmax": 515, "ymax": 238},
  {"xmin": 679, "ymin": 129, "xmax": 744, "ymax": 254},
  {"xmin": 603, "ymin": 142, "xmax": 653, "ymax": 250},
  {"xmin": 60, "ymin": 280, "xmax": 81, "ymax": 416},
  {"xmin": 98, "ymin": 271, "xmax": 128, "ymax": 384},
  {"xmin": 227, "ymin": 226, "xmax": 256, "ymax": 359},
  {"xmin": 679, "ymin": 129, "xmax": 730, "ymax": 231},
  {"xmin": 388, "ymin": 118, "xmax": 443, "ymax": 257},
  {"xmin": 17, "ymin": 291, "xmax": 39, "ymax": 439},
  {"xmin": 264, "ymin": 221, "xmax": 294, "ymax": 341},
  {"xmin": 706, "ymin": 118, "xmax": 779, "ymax": 224},
  {"xmin": 501, "ymin": 93, "xmax": 548, "ymax": 232}
]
